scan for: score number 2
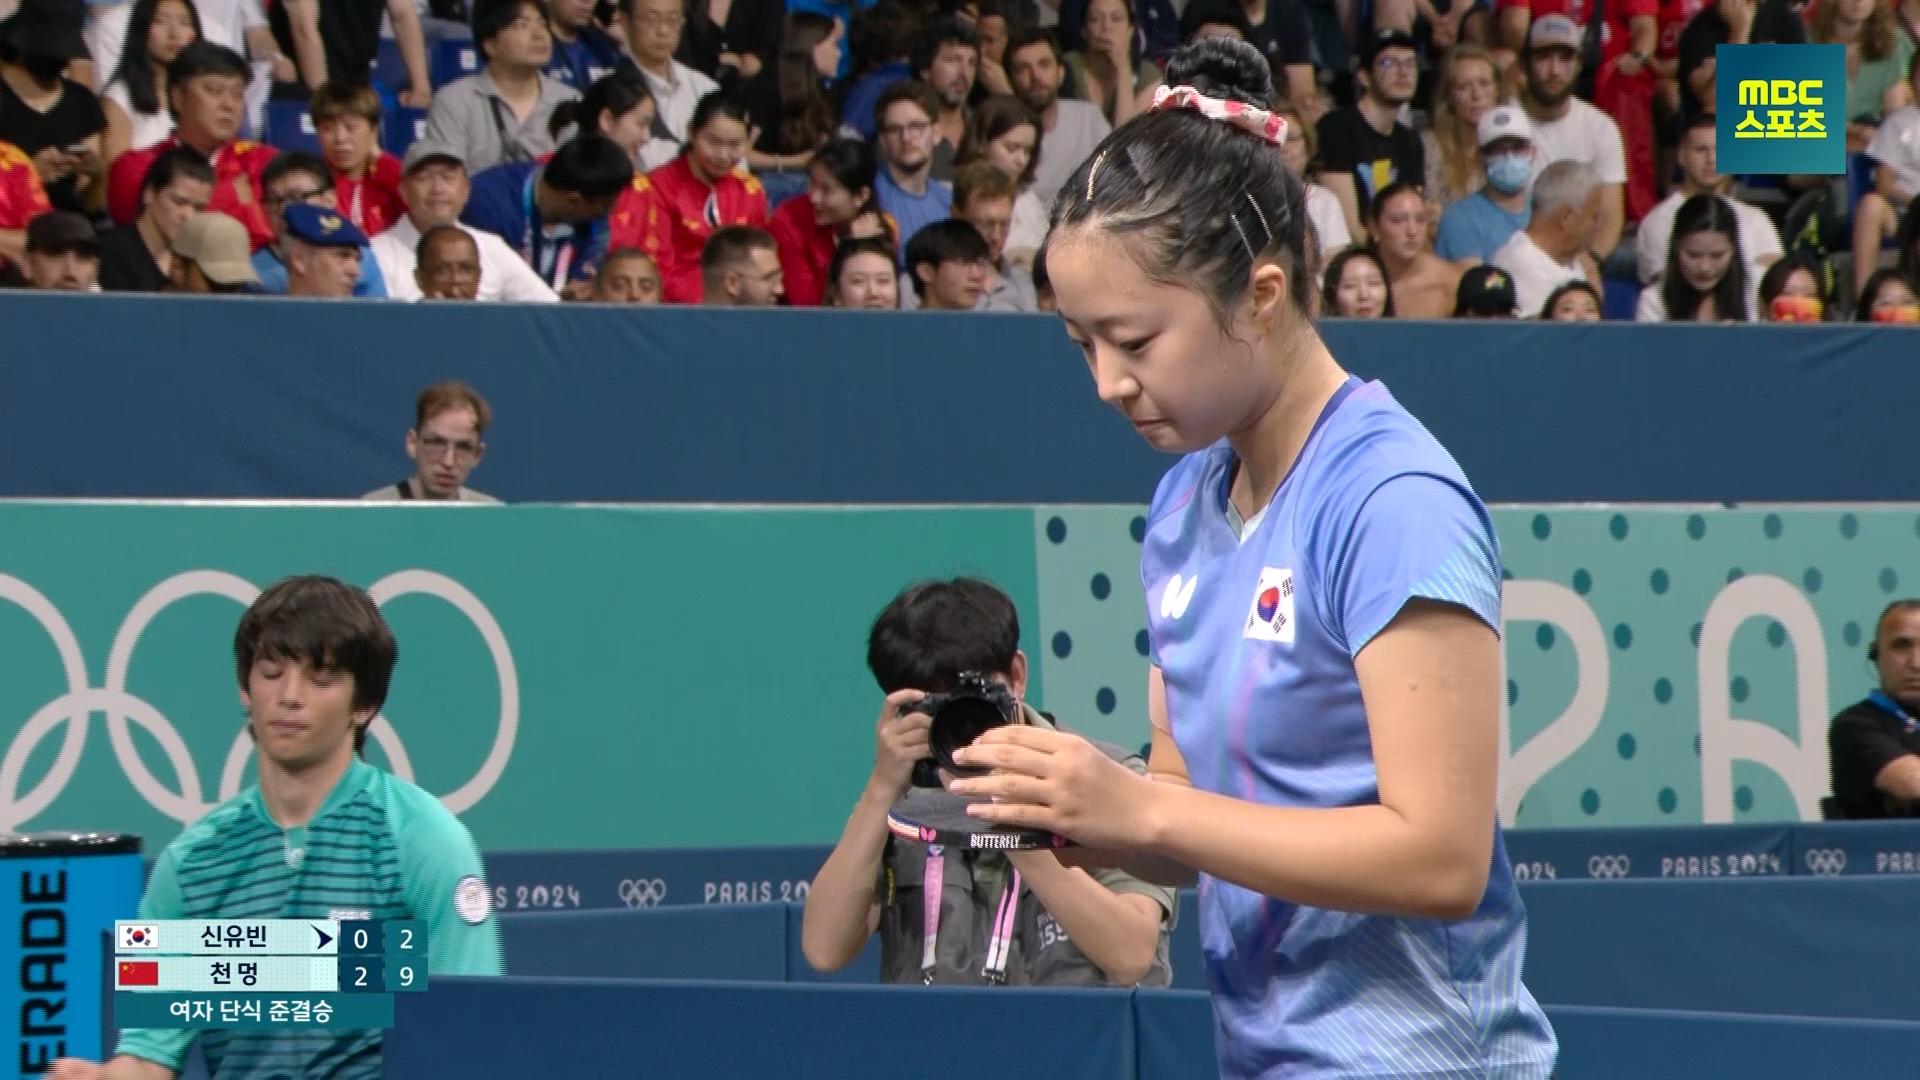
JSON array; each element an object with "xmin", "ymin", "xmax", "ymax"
[{"xmin": 383, "ymin": 919, "xmax": 429, "ymax": 992}]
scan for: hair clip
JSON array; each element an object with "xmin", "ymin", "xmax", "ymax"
[
  {"xmin": 1149, "ymin": 85, "xmax": 1287, "ymax": 146},
  {"xmin": 1085, "ymin": 149, "xmax": 1108, "ymax": 201}
]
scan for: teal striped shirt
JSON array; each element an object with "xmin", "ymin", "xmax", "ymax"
[{"xmin": 117, "ymin": 758, "xmax": 503, "ymax": 1078}]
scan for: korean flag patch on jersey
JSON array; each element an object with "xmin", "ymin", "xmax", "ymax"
[{"xmin": 1244, "ymin": 567, "xmax": 1296, "ymax": 643}]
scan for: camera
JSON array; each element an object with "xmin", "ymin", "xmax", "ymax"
[{"xmin": 905, "ymin": 671, "xmax": 1018, "ymax": 787}]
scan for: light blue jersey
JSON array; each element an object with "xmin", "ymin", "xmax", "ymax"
[{"xmin": 1141, "ymin": 378, "xmax": 1557, "ymax": 1079}]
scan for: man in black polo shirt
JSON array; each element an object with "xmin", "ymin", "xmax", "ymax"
[
  {"xmin": 1315, "ymin": 28, "xmax": 1425, "ymax": 246},
  {"xmin": 1830, "ymin": 600, "xmax": 1920, "ymax": 819},
  {"xmin": 270, "ymin": 0, "xmax": 432, "ymax": 107}
]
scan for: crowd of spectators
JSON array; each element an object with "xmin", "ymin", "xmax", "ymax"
[{"xmin": 2, "ymin": 0, "xmax": 1919, "ymax": 320}]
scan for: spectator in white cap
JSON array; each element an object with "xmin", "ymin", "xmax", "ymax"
[
  {"xmin": 1520, "ymin": 14, "xmax": 1626, "ymax": 262},
  {"xmin": 168, "ymin": 208, "xmax": 260, "ymax": 292},
  {"xmin": 367, "ymin": 138, "xmax": 558, "ymax": 303},
  {"xmin": 1436, "ymin": 104, "xmax": 1538, "ymax": 264}
]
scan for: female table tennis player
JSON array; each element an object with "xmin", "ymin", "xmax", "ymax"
[{"xmin": 947, "ymin": 36, "xmax": 1560, "ymax": 1079}]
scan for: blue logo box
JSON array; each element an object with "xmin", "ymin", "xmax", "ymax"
[{"xmin": 1715, "ymin": 43, "xmax": 1847, "ymax": 176}]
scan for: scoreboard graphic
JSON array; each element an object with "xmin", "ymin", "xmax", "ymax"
[{"xmin": 113, "ymin": 920, "xmax": 425, "ymax": 1030}]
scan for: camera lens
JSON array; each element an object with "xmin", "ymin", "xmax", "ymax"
[{"xmin": 930, "ymin": 696, "xmax": 1010, "ymax": 778}]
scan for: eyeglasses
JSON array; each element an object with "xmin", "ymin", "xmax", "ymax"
[
  {"xmin": 417, "ymin": 433, "xmax": 481, "ymax": 461},
  {"xmin": 1375, "ymin": 54, "xmax": 1418, "ymax": 72},
  {"xmin": 880, "ymin": 120, "xmax": 933, "ymax": 139}
]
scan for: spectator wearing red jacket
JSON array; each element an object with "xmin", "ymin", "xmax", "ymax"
[
  {"xmin": 312, "ymin": 82, "xmax": 404, "ymax": 237},
  {"xmin": 0, "ymin": 138, "xmax": 52, "ymax": 269},
  {"xmin": 768, "ymin": 137, "xmax": 897, "ymax": 307},
  {"xmin": 624, "ymin": 90, "xmax": 766, "ymax": 303},
  {"xmin": 107, "ymin": 41, "xmax": 275, "ymax": 249}
]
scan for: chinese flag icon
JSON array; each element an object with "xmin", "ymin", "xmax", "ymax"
[{"xmin": 118, "ymin": 960, "xmax": 160, "ymax": 987}]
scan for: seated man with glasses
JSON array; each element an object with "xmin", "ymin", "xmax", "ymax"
[{"xmin": 363, "ymin": 380, "xmax": 501, "ymax": 503}]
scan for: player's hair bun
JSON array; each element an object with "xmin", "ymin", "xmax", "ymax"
[{"xmin": 1162, "ymin": 36, "xmax": 1275, "ymax": 110}]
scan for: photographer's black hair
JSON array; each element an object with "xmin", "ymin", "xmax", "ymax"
[
  {"xmin": 235, "ymin": 576, "xmax": 397, "ymax": 756},
  {"xmin": 867, "ymin": 577, "xmax": 1020, "ymax": 695},
  {"xmin": 1042, "ymin": 37, "xmax": 1312, "ymax": 327},
  {"xmin": 1869, "ymin": 600, "xmax": 1920, "ymax": 663}
]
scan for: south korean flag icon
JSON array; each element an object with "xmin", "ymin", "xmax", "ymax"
[{"xmin": 118, "ymin": 923, "xmax": 160, "ymax": 950}]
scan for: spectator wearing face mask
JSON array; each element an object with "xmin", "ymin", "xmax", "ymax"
[
  {"xmin": 1635, "ymin": 193, "xmax": 1749, "ymax": 322},
  {"xmin": 1755, "ymin": 252, "xmax": 1828, "ymax": 322},
  {"xmin": 1437, "ymin": 105, "xmax": 1536, "ymax": 265},
  {"xmin": 1856, "ymin": 268, "xmax": 1920, "ymax": 323},
  {"xmin": 1492, "ymin": 158, "xmax": 1603, "ymax": 317}
]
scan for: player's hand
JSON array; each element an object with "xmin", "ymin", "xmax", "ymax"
[
  {"xmin": 870, "ymin": 689, "xmax": 931, "ymax": 799},
  {"xmin": 950, "ymin": 726, "xmax": 1157, "ymax": 850},
  {"xmin": 45, "ymin": 1058, "xmax": 102, "ymax": 1080}
]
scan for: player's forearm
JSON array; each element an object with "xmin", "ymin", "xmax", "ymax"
[
  {"xmin": 1138, "ymin": 784, "xmax": 1493, "ymax": 921},
  {"xmin": 1010, "ymin": 851, "xmax": 1162, "ymax": 985},
  {"xmin": 799, "ymin": 782, "xmax": 894, "ymax": 970},
  {"xmin": 104, "ymin": 1054, "xmax": 177, "ymax": 1080}
]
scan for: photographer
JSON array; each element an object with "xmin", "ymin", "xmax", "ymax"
[{"xmin": 800, "ymin": 577, "xmax": 1174, "ymax": 987}]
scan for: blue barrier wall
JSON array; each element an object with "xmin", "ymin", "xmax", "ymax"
[
  {"xmin": 489, "ymin": 875, "xmax": 1920, "ymax": 1020},
  {"xmin": 384, "ymin": 976, "xmax": 1920, "ymax": 1078},
  {"xmin": 2, "ymin": 294, "xmax": 1915, "ymax": 502}
]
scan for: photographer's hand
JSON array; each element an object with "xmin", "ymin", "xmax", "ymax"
[
  {"xmin": 799, "ymin": 689, "xmax": 929, "ymax": 975},
  {"xmin": 870, "ymin": 689, "xmax": 932, "ymax": 799}
]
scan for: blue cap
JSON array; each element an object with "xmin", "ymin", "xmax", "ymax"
[{"xmin": 282, "ymin": 203, "xmax": 367, "ymax": 248}]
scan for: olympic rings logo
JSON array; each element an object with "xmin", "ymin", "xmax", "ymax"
[
  {"xmin": 1802, "ymin": 848, "xmax": 1847, "ymax": 877},
  {"xmin": 1587, "ymin": 855, "xmax": 1632, "ymax": 879},
  {"xmin": 0, "ymin": 569, "xmax": 519, "ymax": 831},
  {"xmin": 619, "ymin": 878, "xmax": 668, "ymax": 908}
]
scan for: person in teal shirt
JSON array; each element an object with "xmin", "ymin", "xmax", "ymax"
[{"xmin": 50, "ymin": 575, "xmax": 503, "ymax": 1080}]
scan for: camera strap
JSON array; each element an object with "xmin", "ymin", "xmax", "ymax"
[{"xmin": 920, "ymin": 847, "xmax": 1023, "ymax": 985}]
